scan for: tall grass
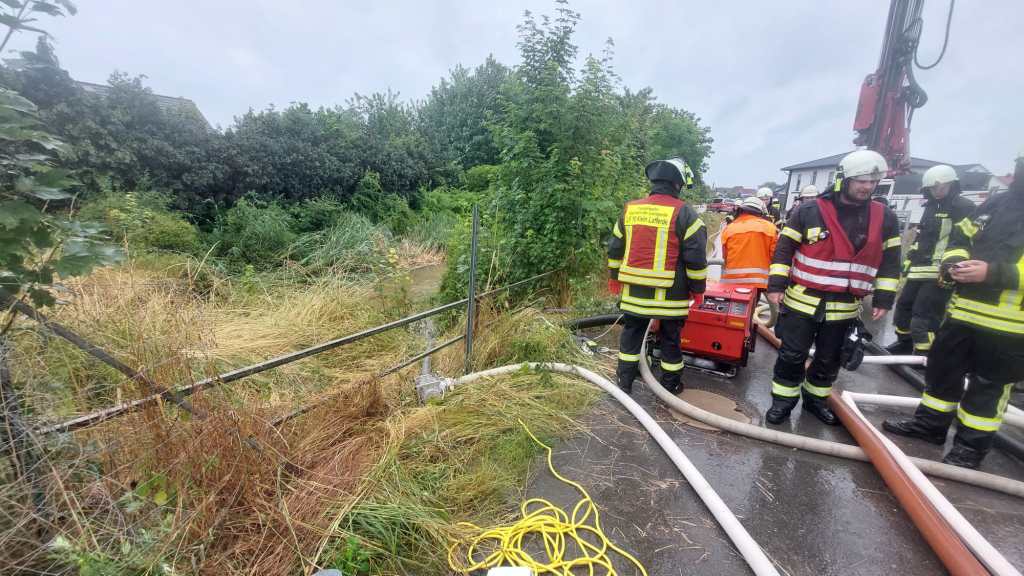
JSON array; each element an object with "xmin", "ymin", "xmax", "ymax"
[{"xmin": 1, "ymin": 254, "xmax": 594, "ymax": 576}]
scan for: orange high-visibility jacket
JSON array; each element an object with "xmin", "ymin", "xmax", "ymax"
[{"xmin": 721, "ymin": 213, "xmax": 778, "ymax": 288}]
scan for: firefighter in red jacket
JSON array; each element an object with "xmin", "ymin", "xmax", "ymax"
[
  {"xmin": 607, "ymin": 158, "xmax": 708, "ymax": 394},
  {"xmin": 765, "ymin": 150, "xmax": 902, "ymax": 424}
]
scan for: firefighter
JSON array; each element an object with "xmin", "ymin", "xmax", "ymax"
[
  {"xmin": 765, "ymin": 150, "xmax": 902, "ymax": 425},
  {"xmin": 883, "ymin": 155, "xmax": 1024, "ymax": 469},
  {"xmin": 757, "ymin": 187, "xmax": 781, "ymax": 224},
  {"xmin": 607, "ymin": 157, "xmax": 708, "ymax": 394},
  {"xmin": 786, "ymin": 184, "xmax": 819, "ymax": 221},
  {"xmin": 888, "ymin": 165, "xmax": 976, "ymax": 356},
  {"xmin": 721, "ymin": 196, "xmax": 778, "ymax": 291}
]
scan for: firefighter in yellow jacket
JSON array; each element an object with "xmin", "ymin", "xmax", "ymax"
[{"xmin": 607, "ymin": 158, "xmax": 708, "ymax": 394}]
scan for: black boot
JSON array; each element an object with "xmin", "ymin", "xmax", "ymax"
[
  {"xmin": 802, "ymin": 395, "xmax": 839, "ymax": 426},
  {"xmin": 882, "ymin": 417, "xmax": 947, "ymax": 445},
  {"xmin": 661, "ymin": 370, "xmax": 683, "ymax": 395},
  {"xmin": 942, "ymin": 440, "xmax": 987, "ymax": 470},
  {"xmin": 885, "ymin": 339, "xmax": 913, "ymax": 355},
  {"xmin": 765, "ymin": 397, "xmax": 798, "ymax": 425},
  {"xmin": 616, "ymin": 364, "xmax": 638, "ymax": 394}
]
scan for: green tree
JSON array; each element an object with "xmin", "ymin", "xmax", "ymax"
[{"xmin": 418, "ymin": 56, "xmax": 509, "ymax": 173}]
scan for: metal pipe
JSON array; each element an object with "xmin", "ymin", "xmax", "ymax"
[
  {"xmin": 464, "ymin": 204, "xmax": 479, "ymax": 374},
  {"xmin": 828, "ymin": 393, "xmax": 989, "ymax": 576}
]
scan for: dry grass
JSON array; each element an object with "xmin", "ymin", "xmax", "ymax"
[{"xmin": 1, "ymin": 252, "xmax": 595, "ymax": 576}]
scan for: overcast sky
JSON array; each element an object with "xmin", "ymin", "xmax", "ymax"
[{"xmin": 8, "ymin": 0, "xmax": 1022, "ymax": 186}]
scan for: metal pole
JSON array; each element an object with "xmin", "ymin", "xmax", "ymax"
[{"xmin": 464, "ymin": 204, "xmax": 479, "ymax": 375}]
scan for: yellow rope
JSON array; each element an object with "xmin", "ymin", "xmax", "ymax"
[{"xmin": 447, "ymin": 419, "xmax": 648, "ymax": 575}]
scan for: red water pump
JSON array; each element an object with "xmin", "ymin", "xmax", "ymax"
[{"xmin": 651, "ymin": 282, "xmax": 757, "ymax": 378}]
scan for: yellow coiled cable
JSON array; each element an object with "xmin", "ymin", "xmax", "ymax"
[{"xmin": 447, "ymin": 419, "xmax": 648, "ymax": 575}]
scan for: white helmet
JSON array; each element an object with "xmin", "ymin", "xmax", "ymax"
[
  {"xmin": 738, "ymin": 196, "xmax": 765, "ymax": 215},
  {"xmin": 838, "ymin": 150, "xmax": 888, "ymax": 182},
  {"xmin": 921, "ymin": 164, "xmax": 958, "ymax": 188},
  {"xmin": 756, "ymin": 187, "xmax": 773, "ymax": 199},
  {"xmin": 800, "ymin": 184, "xmax": 819, "ymax": 199}
]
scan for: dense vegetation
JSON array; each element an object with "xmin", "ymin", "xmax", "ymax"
[{"xmin": 0, "ymin": 1, "xmax": 712, "ymax": 305}]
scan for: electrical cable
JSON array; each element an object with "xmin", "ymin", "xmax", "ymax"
[{"xmin": 447, "ymin": 419, "xmax": 647, "ymax": 575}]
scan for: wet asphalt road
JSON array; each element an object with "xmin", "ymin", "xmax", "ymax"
[{"xmin": 525, "ymin": 311, "xmax": 1024, "ymax": 575}]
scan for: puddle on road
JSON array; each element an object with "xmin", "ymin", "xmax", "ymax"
[{"xmin": 667, "ymin": 389, "xmax": 752, "ymax": 430}]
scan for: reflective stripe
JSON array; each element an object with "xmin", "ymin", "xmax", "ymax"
[
  {"xmin": 931, "ymin": 218, "xmax": 952, "ymax": 265},
  {"xmin": 949, "ymin": 308, "xmax": 1024, "ymax": 335},
  {"xmin": 720, "ymin": 277, "xmax": 767, "ymax": 284},
  {"xmin": 875, "ymin": 277, "xmax": 899, "ymax": 291},
  {"xmin": 956, "ymin": 218, "xmax": 979, "ymax": 239},
  {"xmin": 772, "ymin": 380, "xmax": 800, "ymax": 397},
  {"xmin": 661, "ymin": 360, "xmax": 684, "ymax": 372},
  {"xmin": 654, "ymin": 225, "xmax": 669, "ymax": 273},
  {"xmin": 723, "ymin": 267, "xmax": 770, "ymax": 275},
  {"xmin": 613, "ymin": 220, "xmax": 623, "ymax": 239},
  {"xmin": 921, "ymin": 392, "xmax": 956, "ymax": 413},
  {"xmin": 802, "ymin": 380, "xmax": 831, "ymax": 398},
  {"xmin": 907, "ymin": 271, "xmax": 939, "ymax": 280},
  {"xmin": 686, "ymin": 267, "xmax": 708, "ymax": 280},
  {"xmin": 942, "ymin": 248, "xmax": 970, "ymax": 262},
  {"xmin": 781, "ymin": 226, "xmax": 802, "ymax": 242},
  {"xmin": 794, "ymin": 251, "xmax": 879, "ymax": 276},
  {"xmin": 895, "ymin": 326, "xmax": 910, "ymax": 335},
  {"xmin": 908, "ymin": 265, "xmax": 939, "ymax": 274},
  {"xmin": 683, "ymin": 217, "xmax": 705, "ymax": 240},
  {"xmin": 770, "ymin": 263, "xmax": 791, "ymax": 276},
  {"xmin": 825, "ymin": 309, "xmax": 861, "ymax": 321},
  {"xmin": 782, "ymin": 294, "xmax": 817, "ymax": 316},
  {"xmin": 618, "ymin": 272, "xmax": 674, "ymax": 288},
  {"xmin": 620, "ymin": 264, "xmax": 675, "ymax": 279},
  {"xmin": 618, "ymin": 352, "xmax": 640, "ymax": 362},
  {"xmin": 951, "ymin": 294, "xmax": 1024, "ymax": 322},
  {"xmin": 791, "ymin": 266, "xmax": 849, "ymax": 288},
  {"xmin": 883, "ymin": 236, "xmax": 902, "ymax": 249},
  {"xmin": 1018, "ymin": 258, "xmax": 1024, "ymax": 292},
  {"xmin": 620, "ymin": 301, "xmax": 689, "ymax": 317},
  {"xmin": 608, "ymin": 258, "xmax": 622, "ymax": 269},
  {"xmin": 957, "ymin": 405, "xmax": 1002, "ymax": 432}
]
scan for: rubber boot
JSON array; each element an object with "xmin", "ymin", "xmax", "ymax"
[
  {"xmin": 942, "ymin": 439, "xmax": 987, "ymax": 470},
  {"xmin": 660, "ymin": 370, "xmax": 683, "ymax": 395},
  {"xmin": 765, "ymin": 397, "xmax": 798, "ymax": 425},
  {"xmin": 882, "ymin": 417, "xmax": 947, "ymax": 445},
  {"xmin": 885, "ymin": 339, "xmax": 913, "ymax": 355},
  {"xmin": 616, "ymin": 364, "xmax": 638, "ymax": 394},
  {"xmin": 801, "ymin": 393, "xmax": 839, "ymax": 426}
]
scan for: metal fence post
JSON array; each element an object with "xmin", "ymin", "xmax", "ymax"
[{"xmin": 464, "ymin": 204, "xmax": 479, "ymax": 375}]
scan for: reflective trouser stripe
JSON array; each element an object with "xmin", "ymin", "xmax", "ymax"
[
  {"xmin": 772, "ymin": 380, "xmax": 800, "ymax": 397},
  {"xmin": 618, "ymin": 352, "xmax": 640, "ymax": 362},
  {"xmin": 661, "ymin": 360, "xmax": 684, "ymax": 372},
  {"xmin": 914, "ymin": 332, "xmax": 934, "ymax": 352},
  {"xmin": 957, "ymin": 405, "xmax": 1002, "ymax": 432},
  {"xmin": 895, "ymin": 327, "xmax": 911, "ymax": 335},
  {"xmin": 802, "ymin": 380, "xmax": 831, "ymax": 398},
  {"xmin": 620, "ymin": 303, "xmax": 689, "ymax": 317},
  {"xmin": 921, "ymin": 392, "xmax": 957, "ymax": 413}
]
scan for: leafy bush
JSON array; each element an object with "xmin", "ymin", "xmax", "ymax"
[
  {"xmin": 293, "ymin": 211, "xmax": 391, "ymax": 275},
  {"xmin": 348, "ymin": 170, "xmax": 415, "ymax": 235},
  {"xmin": 78, "ymin": 190, "xmax": 200, "ymax": 253},
  {"xmin": 211, "ymin": 198, "xmax": 296, "ymax": 269},
  {"xmin": 289, "ymin": 195, "xmax": 349, "ymax": 233}
]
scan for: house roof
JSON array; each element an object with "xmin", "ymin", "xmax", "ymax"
[
  {"xmin": 76, "ymin": 80, "xmax": 210, "ymax": 127},
  {"xmin": 781, "ymin": 151, "xmax": 944, "ymax": 172}
]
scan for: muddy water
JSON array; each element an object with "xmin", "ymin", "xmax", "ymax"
[{"xmin": 407, "ymin": 263, "xmax": 445, "ymax": 299}]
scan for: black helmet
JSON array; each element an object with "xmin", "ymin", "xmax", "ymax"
[{"xmin": 645, "ymin": 157, "xmax": 695, "ymax": 189}]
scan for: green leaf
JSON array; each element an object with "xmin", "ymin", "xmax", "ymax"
[
  {"xmin": 0, "ymin": 1, "xmax": 24, "ymax": 10},
  {"xmin": 30, "ymin": 2, "xmax": 64, "ymax": 16},
  {"xmin": 152, "ymin": 490, "xmax": 169, "ymax": 506},
  {"xmin": 0, "ymin": 200, "xmax": 41, "ymax": 229},
  {"xmin": 53, "ymin": 0, "xmax": 76, "ymax": 15}
]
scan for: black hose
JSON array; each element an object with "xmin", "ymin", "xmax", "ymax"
[
  {"xmin": 565, "ymin": 314, "xmax": 624, "ymax": 331},
  {"xmin": 864, "ymin": 341, "xmax": 1024, "ymax": 463}
]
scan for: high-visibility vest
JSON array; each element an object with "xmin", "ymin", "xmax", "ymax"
[
  {"xmin": 617, "ymin": 195, "xmax": 685, "ymax": 288},
  {"xmin": 721, "ymin": 213, "xmax": 777, "ymax": 288},
  {"xmin": 790, "ymin": 199, "xmax": 884, "ymax": 297}
]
